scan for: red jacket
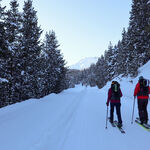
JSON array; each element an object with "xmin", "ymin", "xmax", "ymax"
[
  {"xmin": 107, "ymin": 88, "xmax": 123, "ymax": 104},
  {"xmin": 134, "ymin": 82, "xmax": 150, "ymax": 99}
]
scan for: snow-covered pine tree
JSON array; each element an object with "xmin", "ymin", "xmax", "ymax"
[
  {"xmin": 111, "ymin": 44, "xmax": 120, "ymax": 78},
  {"xmin": 36, "ymin": 32, "xmax": 55, "ymax": 96},
  {"xmin": 85, "ymin": 64, "xmax": 97, "ymax": 87},
  {"xmin": 114, "ymin": 28, "xmax": 131, "ymax": 77},
  {"xmin": 5, "ymin": 0, "xmax": 21, "ymax": 48},
  {"xmin": 66, "ymin": 69, "xmax": 80, "ymax": 88},
  {"xmin": 19, "ymin": 0, "xmax": 42, "ymax": 100},
  {"xmin": 104, "ymin": 42, "xmax": 115, "ymax": 81},
  {"xmin": 0, "ymin": 0, "xmax": 10, "ymax": 106},
  {"xmin": 144, "ymin": 0, "xmax": 150, "ymax": 62},
  {"xmin": 0, "ymin": 0, "xmax": 5, "ymax": 18},
  {"xmin": 0, "ymin": 0, "xmax": 7, "ymax": 57},
  {"xmin": 95, "ymin": 55, "xmax": 107, "ymax": 88},
  {"xmin": 0, "ymin": 0, "xmax": 6, "ymax": 56},
  {"xmin": 128, "ymin": 0, "xmax": 150, "ymax": 75},
  {"xmin": 43, "ymin": 31, "xmax": 67, "ymax": 94},
  {"xmin": 117, "ymin": 28, "xmax": 130, "ymax": 76},
  {"xmin": 4, "ymin": 0, "xmax": 22, "ymax": 103}
]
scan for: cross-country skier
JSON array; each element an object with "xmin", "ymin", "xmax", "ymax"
[
  {"xmin": 106, "ymin": 81, "xmax": 123, "ymax": 127},
  {"xmin": 134, "ymin": 76, "xmax": 150, "ymax": 124}
]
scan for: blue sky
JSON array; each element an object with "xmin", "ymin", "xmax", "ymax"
[{"xmin": 2, "ymin": 0, "xmax": 132, "ymax": 66}]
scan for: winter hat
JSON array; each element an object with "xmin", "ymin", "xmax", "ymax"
[{"xmin": 139, "ymin": 76, "xmax": 144, "ymax": 80}]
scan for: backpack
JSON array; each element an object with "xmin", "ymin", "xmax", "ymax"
[
  {"xmin": 139, "ymin": 79, "xmax": 149, "ymax": 96},
  {"xmin": 111, "ymin": 81, "xmax": 121, "ymax": 100},
  {"xmin": 111, "ymin": 81, "xmax": 120, "ymax": 93}
]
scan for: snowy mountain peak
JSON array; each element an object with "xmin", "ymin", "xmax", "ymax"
[{"xmin": 69, "ymin": 57, "xmax": 98, "ymax": 70}]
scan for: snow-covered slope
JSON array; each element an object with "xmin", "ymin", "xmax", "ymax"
[
  {"xmin": 69, "ymin": 57, "xmax": 98, "ymax": 70},
  {"xmin": 0, "ymin": 61, "xmax": 150, "ymax": 150}
]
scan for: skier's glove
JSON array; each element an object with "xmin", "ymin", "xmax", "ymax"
[{"xmin": 106, "ymin": 102, "xmax": 109, "ymax": 106}]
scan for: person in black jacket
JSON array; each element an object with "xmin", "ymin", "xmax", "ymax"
[{"xmin": 106, "ymin": 81, "xmax": 123, "ymax": 127}]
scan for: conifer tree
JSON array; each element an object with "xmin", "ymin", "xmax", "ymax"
[
  {"xmin": 4, "ymin": 0, "xmax": 22, "ymax": 102},
  {"xmin": 128, "ymin": 0, "xmax": 150, "ymax": 72},
  {"xmin": 5, "ymin": 0, "xmax": 21, "ymax": 49},
  {"xmin": 0, "ymin": 0, "xmax": 6, "ymax": 57},
  {"xmin": 19, "ymin": 0, "xmax": 42, "ymax": 99},
  {"xmin": 95, "ymin": 55, "xmax": 107, "ymax": 88},
  {"xmin": 43, "ymin": 31, "xmax": 67, "ymax": 94},
  {"xmin": 0, "ymin": 0, "xmax": 10, "ymax": 106},
  {"xmin": 83, "ymin": 64, "xmax": 97, "ymax": 87},
  {"xmin": 118, "ymin": 28, "xmax": 130, "ymax": 76},
  {"xmin": 104, "ymin": 42, "xmax": 114, "ymax": 81},
  {"xmin": 112, "ymin": 44, "xmax": 119, "ymax": 78}
]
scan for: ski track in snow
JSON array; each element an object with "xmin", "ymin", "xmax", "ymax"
[{"xmin": 30, "ymin": 87, "xmax": 87, "ymax": 150}]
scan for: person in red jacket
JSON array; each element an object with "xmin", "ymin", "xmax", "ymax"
[
  {"xmin": 106, "ymin": 81, "xmax": 123, "ymax": 127},
  {"xmin": 134, "ymin": 76, "xmax": 150, "ymax": 124}
]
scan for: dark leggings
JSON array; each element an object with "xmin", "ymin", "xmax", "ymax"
[
  {"xmin": 137, "ymin": 99, "xmax": 148, "ymax": 122},
  {"xmin": 110, "ymin": 103, "xmax": 122, "ymax": 124}
]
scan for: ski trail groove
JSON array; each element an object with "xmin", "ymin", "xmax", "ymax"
[{"xmin": 29, "ymin": 88, "xmax": 87, "ymax": 150}]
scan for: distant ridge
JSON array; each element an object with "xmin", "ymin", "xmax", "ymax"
[{"xmin": 69, "ymin": 57, "xmax": 98, "ymax": 70}]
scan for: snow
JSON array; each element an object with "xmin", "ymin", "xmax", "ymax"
[
  {"xmin": 21, "ymin": 70, "xmax": 25, "ymax": 75},
  {"xmin": 0, "ymin": 78, "xmax": 8, "ymax": 83},
  {"xmin": 69, "ymin": 57, "xmax": 98, "ymax": 70},
  {"xmin": 0, "ymin": 61, "xmax": 150, "ymax": 150}
]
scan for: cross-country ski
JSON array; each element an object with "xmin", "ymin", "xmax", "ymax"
[
  {"xmin": 108, "ymin": 120, "xmax": 125, "ymax": 134},
  {"xmin": 113, "ymin": 121, "xmax": 125, "ymax": 134},
  {"xmin": 135, "ymin": 118, "xmax": 150, "ymax": 130}
]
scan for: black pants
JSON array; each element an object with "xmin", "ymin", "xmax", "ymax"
[
  {"xmin": 110, "ymin": 103, "xmax": 122, "ymax": 124},
  {"xmin": 137, "ymin": 99, "xmax": 148, "ymax": 122}
]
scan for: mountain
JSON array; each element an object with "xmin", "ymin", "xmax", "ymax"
[{"xmin": 69, "ymin": 57, "xmax": 99, "ymax": 70}]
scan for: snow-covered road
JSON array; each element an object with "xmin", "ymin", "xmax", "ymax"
[{"xmin": 0, "ymin": 84, "xmax": 150, "ymax": 150}]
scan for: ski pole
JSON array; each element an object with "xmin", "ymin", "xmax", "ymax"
[
  {"xmin": 131, "ymin": 97, "xmax": 136, "ymax": 124},
  {"xmin": 105, "ymin": 106, "xmax": 109, "ymax": 129}
]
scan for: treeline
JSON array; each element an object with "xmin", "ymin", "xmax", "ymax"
[
  {"xmin": 73, "ymin": 0, "xmax": 150, "ymax": 88},
  {"xmin": 0, "ymin": 0, "xmax": 68, "ymax": 107}
]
